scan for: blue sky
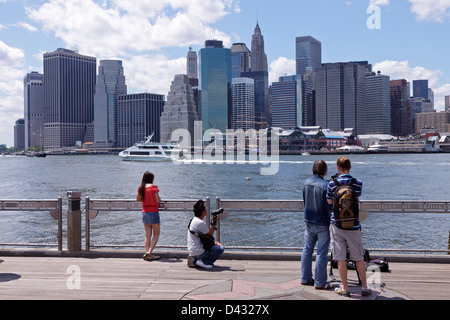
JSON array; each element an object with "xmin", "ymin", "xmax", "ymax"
[{"xmin": 1, "ymin": 0, "xmax": 450, "ymax": 147}]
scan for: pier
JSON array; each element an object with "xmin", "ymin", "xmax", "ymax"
[{"xmin": 1, "ymin": 196, "xmax": 450, "ymax": 301}]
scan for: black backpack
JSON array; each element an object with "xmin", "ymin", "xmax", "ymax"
[{"xmin": 332, "ymin": 178, "xmax": 359, "ymax": 229}]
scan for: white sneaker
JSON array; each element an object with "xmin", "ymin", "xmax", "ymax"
[{"xmin": 195, "ymin": 259, "xmax": 213, "ymax": 269}]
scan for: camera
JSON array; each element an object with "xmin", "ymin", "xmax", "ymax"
[
  {"xmin": 330, "ymin": 173, "xmax": 339, "ymax": 181},
  {"xmin": 211, "ymin": 208, "xmax": 227, "ymax": 225}
]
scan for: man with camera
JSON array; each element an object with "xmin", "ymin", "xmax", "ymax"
[{"xmin": 187, "ymin": 200, "xmax": 225, "ymax": 269}]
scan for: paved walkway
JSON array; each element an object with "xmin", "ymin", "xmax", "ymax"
[{"xmin": 1, "ymin": 251, "xmax": 450, "ymax": 301}]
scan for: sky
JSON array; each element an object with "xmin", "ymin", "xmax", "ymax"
[{"xmin": 1, "ymin": 0, "xmax": 450, "ymax": 147}]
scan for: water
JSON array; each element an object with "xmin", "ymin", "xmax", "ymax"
[{"xmin": 0, "ymin": 153, "xmax": 449, "ymax": 252}]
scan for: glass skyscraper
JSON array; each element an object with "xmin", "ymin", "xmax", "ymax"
[
  {"xmin": 94, "ymin": 60, "xmax": 127, "ymax": 148},
  {"xmin": 296, "ymin": 36, "xmax": 322, "ymax": 77},
  {"xmin": 43, "ymin": 48, "xmax": 97, "ymax": 149},
  {"xmin": 199, "ymin": 40, "xmax": 232, "ymax": 134}
]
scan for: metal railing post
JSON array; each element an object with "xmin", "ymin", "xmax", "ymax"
[
  {"xmin": 67, "ymin": 191, "xmax": 82, "ymax": 252},
  {"xmin": 215, "ymin": 197, "xmax": 221, "ymax": 243}
]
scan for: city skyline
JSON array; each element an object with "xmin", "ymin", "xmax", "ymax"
[{"xmin": 1, "ymin": 0, "xmax": 450, "ymax": 147}]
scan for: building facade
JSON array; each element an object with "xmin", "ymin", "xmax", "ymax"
[
  {"xmin": 43, "ymin": 48, "xmax": 97, "ymax": 149},
  {"xmin": 24, "ymin": 72, "xmax": 44, "ymax": 150},
  {"xmin": 14, "ymin": 119, "xmax": 25, "ymax": 150},
  {"xmin": 117, "ymin": 93, "xmax": 165, "ymax": 148},
  {"xmin": 199, "ymin": 40, "xmax": 232, "ymax": 134},
  {"xmin": 231, "ymin": 43, "xmax": 251, "ymax": 79},
  {"xmin": 390, "ymin": 79, "xmax": 412, "ymax": 136},
  {"xmin": 94, "ymin": 60, "xmax": 127, "ymax": 148},
  {"xmin": 365, "ymin": 72, "xmax": 391, "ymax": 134},
  {"xmin": 413, "ymin": 80, "xmax": 428, "ymax": 99},
  {"xmin": 296, "ymin": 36, "xmax": 322, "ymax": 77},
  {"xmin": 271, "ymin": 76, "xmax": 300, "ymax": 129},
  {"xmin": 415, "ymin": 111, "xmax": 450, "ymax": 134},
  {"xmin": 231, "ymin": 78, "xmax": 255, "ymax": 131},
  {"xmin": 251, "ymin": 23, "xmax": 268, "ymax": 72},
  {"xmin": 187, "ymin": 47, "xmax": 198, "ymax": 80},
  {"xmin": 160, "ymin": 74, "xmax": 199, "ymax": 145},
  {"xmin": 315, "ymin": 62, "xmax": 366, "ymax": 135}
]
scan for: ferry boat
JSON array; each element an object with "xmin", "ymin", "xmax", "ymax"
[
  {"xmin": 367, "ymin": 144, "xmax": 389, "ymax": 153},
  {"xmin": 119, "ymin": 134, "xmax": 184, "ymax": 162}
]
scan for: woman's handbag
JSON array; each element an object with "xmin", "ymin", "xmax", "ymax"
[{"xmin": 188, "ymin": 219, "xmax": 215, "ymax": 250}]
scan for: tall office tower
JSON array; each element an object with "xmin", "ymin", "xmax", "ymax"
[
  {"xmin": 187, "ymin": 47, "xmax": 198, "ymax": 81},
  {"xmin": 315, "ymin": 62, "xmax": 366, "ymax": 135},
  {"xmin": 94, "ymin": 60, "xmax": 127, "ymax": 148},
  {"xmin": 251, "ymin": 23, "xmax": 268, "ymax": 72},
  {"xmin": 232, "ymin": 78, "xmax": 255, "ymax": 131},
  {"xmin": 413, "ymin": 80, "xmax": 429, "ymax": 99},
  {"xmin": 14, "ymin": 119, "xmax": 25, "ymax": 150},
  {"xmin": 390, "ymin": 79, "xmax": 412, "ymax": 136},
  {"xmin": 241, "ymin": 70, "xmax": 270, "ymax": 129},
  {"xmin": 365, "ymin": 72, "xmax": 391, "ymax": 134},
  {"xmin": 271, "ymin": 75, "xmax": 301, "ymax": 129},
  {"xmin": 199, "ymin": 40, "xmax": 232, "ymax": 134},
  {"xmin": 231, "ymin": 43, "xmax": 251, "ymax": 79},
  {"xmin": 296, "ymin": 36, "xmax": 322, "ymax": 77},
  {"xmin": 24, "ymin": 72, "xmax": 44, "ymax": 150},
  {"xmin": 445, "ymin": 95, "xmax": 450, "ymax": 112},
  {"xmin": 117, "ymin": 93, "xmax": 165, "ymax": 148},
  {"xmin": 160, "ymin": 74, "xmax": 199, "ymax": 145},
  {"xmin": 302, "ymin": 68, "xmax": 315, "ymax": 126},
  {"xmin": 43, "ymin": 48, "xmax": 97, "ymax": 149}
]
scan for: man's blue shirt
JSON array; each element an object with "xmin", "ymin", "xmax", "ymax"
[{"xmin": 302, "ymin": 175, "xmax": 331, "ymax": 226}]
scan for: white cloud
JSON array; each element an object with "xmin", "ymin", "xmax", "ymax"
[
  {"xmin": 26, "ymin": 0, "xmax": 235, "ymax": 58},
  {"xmin": 10, "ymin": 22, "xmax": 38, "ymax": 32},
  {"xmin": 408, "ymin": 0, "xmax": 450, "ymax": 22},
  {"xmin": 269, "ymin": 57, "xmax": 296, "ymax": 85},
  {"xmin": 0, "ymin": 41, "xmax": 27, "ymax": 147},
  {"xmin": 373, "ymin": 60, "xmax": 450, "ymax": 111},
  {"xmin": 369, "ymin": 0, "xmax": 390, "ymax": 6}
]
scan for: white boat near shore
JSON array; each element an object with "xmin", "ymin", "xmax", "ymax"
[{"xmin": 118, "ymin": 135, "xmax": 184, "ymax": 162}]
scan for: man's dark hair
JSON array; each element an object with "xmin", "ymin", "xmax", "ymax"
[
  {"xmin": 194, "ymin": 200, "xmax": 206, "ymax": 217},
  {"xmin": 313, "ymin": 160, "xmax": 328, "ymax": 176}
]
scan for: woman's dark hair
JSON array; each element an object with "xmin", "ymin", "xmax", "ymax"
[
  {"xmin": 193, "ymin": 200, "xmax": 206, "ymax": 217},
  {"xmin": 312, "ymin": 160, "xmax": 328, "ymax": 176},
  {"xmin": 138, "ymin": 172, "xmax": 154, "ymax": 202}
]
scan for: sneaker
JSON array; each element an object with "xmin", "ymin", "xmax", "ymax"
[
  {"xmin": 335, "ymin": 285, "xmax": 351, "ymax": 297},
  {"xmin": 362, "ymin": 288, "xmax": 373, "ymax": 297},
  {"xmin": 195, "ymin": 259, "xmax": 213, "ymax": 269}
]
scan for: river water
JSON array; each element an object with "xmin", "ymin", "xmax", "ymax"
[{"xmin": 0, "ymin": 153, "xmax": 449, "ymax": 252}]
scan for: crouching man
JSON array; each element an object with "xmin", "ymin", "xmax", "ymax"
[{"xmin": 187, "ymin": 200, "xmax": 224, "ymax": 269}]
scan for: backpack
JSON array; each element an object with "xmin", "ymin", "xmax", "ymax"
[{"xmin": 332, "ymin": 178, "xmax": 359, "ymax": 229}]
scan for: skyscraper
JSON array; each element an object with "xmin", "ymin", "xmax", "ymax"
[
  {"xmin": 232, "ymin": 78, "xmax": 255, "ymax": 131},
  {"xmin": 160, "ymin": 74, "xmax": 199, "ymax": 145},
  {"xmin": 117, "ymin": 93, "xmax": 165, "ymax": 148},
  {"xmin": 315, "ymin": 62, "xmax": 366, "ymax": 135},
  {"xmin": 390, "ymin": 79, "xmax": 412, "ymax": 136},
  {"xmin": 271, "ymin": 75, "xmax": 300, "ymax": 129},
  {"xmin": 187, "ymin": 47, "xmax": 198, "ymax": 80},
  {"xmin": 199, "ymin": 40, "xmax": 232, "ymax": 134},
  {"xmin": 94, "ymin": 60, "xmax": 127, "ymax": 148},
  {"xmin": 365, "ymin": 72, "xmax": 391, "ymax": 134},
  {"xmin": 413, "ymin": 80, "xmax": 428, "ymax": 99},
  {"xmin": 296, "ymin": 36, "xmax": 322, "ymax": 77},
  {"xmin": 251, "ymin": 23, "xmax": 268, "ymax": 72},
  {"xmin": 43, "ymin": 48, "xmax": 97, "ymax": 149},
  {"xmin": 24, "ymin": 71, "xmax": 44, "ymax": 150},
  {"xmin": 231, "ymin": 43, "xmax": 251, "ymax": 79}
]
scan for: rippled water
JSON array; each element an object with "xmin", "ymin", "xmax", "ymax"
[{"xmin": 0, "ymin": 153, "xmax": 449, "ymax": 252}]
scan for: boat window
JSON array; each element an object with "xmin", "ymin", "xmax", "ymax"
[{"xmin": 130, "ymin": 151, "xmax": 150, "ymax": 156}]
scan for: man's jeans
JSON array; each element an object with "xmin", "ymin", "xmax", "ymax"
[
  {"xmin": 194, "ymin": 244, "xmax": 224, "ymax": 266},
  {"xmin": 301, "ymin": 223, "xmax": 330, "ymax": 287}
]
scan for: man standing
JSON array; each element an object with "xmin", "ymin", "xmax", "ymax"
[
  {"xmin": 301, "ymin": 160, "xmax": 333, "ymax": 290},
  {"xmin": 327, "ymin": 156, "xmax": 372, "ymax": 297}
]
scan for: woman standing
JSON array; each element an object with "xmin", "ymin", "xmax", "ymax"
[{"xmin": 137, "ymin": 172, "xmax": 161, "ymax": 261}]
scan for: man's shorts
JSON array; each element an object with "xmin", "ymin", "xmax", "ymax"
[{"xmin": 330, "ymin": 224, "xmax": 365, "ymax": 261}]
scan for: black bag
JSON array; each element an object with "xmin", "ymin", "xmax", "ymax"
[
  {"xmin": 188, "ymin": 219, "xmax": 215, "ymax": 250},
  {"xmin": 332, "ymin": 178, "xmax": 359, "ymax": 229}
]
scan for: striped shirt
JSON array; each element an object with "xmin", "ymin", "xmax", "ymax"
[{"xmin": 326, "ymin": 174, "xmax": 363, "ymax": 229}]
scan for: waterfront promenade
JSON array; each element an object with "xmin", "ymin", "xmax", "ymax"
[{"xmin": 1, "ymin": 250, "xmax": 449, "ymax": 301}]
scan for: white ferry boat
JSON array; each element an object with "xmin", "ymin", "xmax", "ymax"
[
  {"xmin": 367, "ymin": 144, "xmax": 389, "ymax": 153},
  {"xmin": 119, "ymin": 135, "xmax": 184, "ymax": 162}
]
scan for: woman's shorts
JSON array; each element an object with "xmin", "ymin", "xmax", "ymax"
[{"xmin": 142, "ymin": 212, "xmax": 160, "ymax": 225}]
